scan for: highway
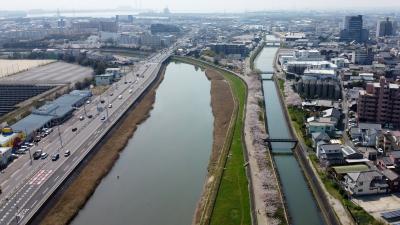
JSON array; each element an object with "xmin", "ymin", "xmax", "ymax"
[{"xmin": 0, "ymin": 46, "xmax": 174, "ymax": 225}]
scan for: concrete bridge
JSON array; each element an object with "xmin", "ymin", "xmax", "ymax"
[{"xmin": 264, "ymin": 138, "xmax": 298, "ymax": 151}]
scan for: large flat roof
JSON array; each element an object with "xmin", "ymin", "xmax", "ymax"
[{"xmin": 11, "ymin": 114, "xmax": 54, "ymax": 135}]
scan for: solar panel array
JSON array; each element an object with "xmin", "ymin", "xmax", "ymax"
[
  {"xmin": 0, "ymin": 84, "xmax": 54, "ymax": 117},
  {"xmin": 381, "ymin": 209, "xmax": 400, "ymax": 220}
]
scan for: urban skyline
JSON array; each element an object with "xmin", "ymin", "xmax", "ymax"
[{"xmin": 3, "ymin": 0, "xmax": 400, "ymax": 12}]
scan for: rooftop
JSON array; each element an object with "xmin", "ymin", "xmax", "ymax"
[{"xmin": 332, "ymin": 164, "xmax": 369, "ymax": 174}]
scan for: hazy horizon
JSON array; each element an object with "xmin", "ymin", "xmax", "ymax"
[{"xmin": 3, "ymin": 0, "xmax": 400, "ymax": 13}]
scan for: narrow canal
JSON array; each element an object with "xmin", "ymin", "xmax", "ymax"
[
  {"xmin": 255, "ymin": 45, "xmax": 324, "ymax": 225},
  {"xmin": 71, "ymin": 62, "xmax": 214, "ymax": 225}
]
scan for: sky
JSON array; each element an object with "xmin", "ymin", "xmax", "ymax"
[{"xmin": 2, "ymin": 0, "xmax": 400, "ymax": 12}]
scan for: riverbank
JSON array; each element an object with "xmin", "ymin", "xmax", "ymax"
[
  {"xmin": 272, "ymin": 73, "xmax": 341, "ymax": 225},
  {"xmin": 172, "ymin": 56, "xmax": 251, "ymax": 225},
  {"xmin": 192, "ymin": 68, "xmax": 235, "ymax": 225},
  {"xmin": 246, "ymin": 46, "xmax": 289, "ymax": 225},
  {"xmin": 38, "ymin": 66, "xmax": 166, "ymax": 225}
]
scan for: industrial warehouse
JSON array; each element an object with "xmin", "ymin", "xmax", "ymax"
[{"xmin": 11, "ymin": 89, "xmax": 92, "ymax": 140}]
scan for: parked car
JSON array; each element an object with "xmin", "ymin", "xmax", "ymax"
[
  {"xmin": 79, "ymin": 116, "xmax": 84, "ymax": 121},
  {"xmin": 101, "ymin": 116, "xmax": 106, "ymax": 121},
  {"xmin": 72, "ymin": 127, "xmax": 78, "ymax": 132},
  {"xmin": 87, "ymin": 115, "xmax": 93, "ymax": 119},
  {"xmin": 118, "ymin": 95, "xmax": 122, "ymax": 99},
  {"xmin": 108, "ymin": 104, "xmax": 112, "ymax": 108}
]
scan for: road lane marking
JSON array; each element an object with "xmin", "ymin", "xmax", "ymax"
[{"xmin": 42, "ymin": 187, "xmax": 49, "ymax": 195}]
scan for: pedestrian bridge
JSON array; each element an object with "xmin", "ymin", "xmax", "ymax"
[
  {"xmin": 265, "ymin": 138, "xmax": 298, "ymax": 143},
  {"xmin": 264, "ymin": 138, "xmax": 298, "ymax": 151}
]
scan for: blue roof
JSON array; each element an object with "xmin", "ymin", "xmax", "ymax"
[
  {"xmin": 33, "ymin": 94, "xmax": 86, "ymax": 118},
  {"xmin": 11, "ymin": 114, "xmax": 53, "ymax": 135}
]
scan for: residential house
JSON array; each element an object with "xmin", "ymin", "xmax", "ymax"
[
  {"xmin": 341, "ymin": 146, "xmax": 365, "ymax": 163},
  {"xmin": 350, "ymin": 123, "xmax": 382, "ymax": 147},
  {"xmin": 343, "ymin": 170, "xmax": 388, "ymax": 196},
  {"xmin": 311, "ymin": 132, "xmax": 331, "ymax": 148},
  {"xmin": 381, "ymin": 169, "xmax": 400, "ymax": 192},
  {"xmin": 317, "ymin": 144, "xmax": 344, "ymax": 167}
]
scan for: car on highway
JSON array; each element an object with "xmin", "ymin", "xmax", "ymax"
[
  {"xmin": 118, "ymin": 95, "xmax": 122, "ymax": 99},
  {"xmin": 40, "ymin": 152, "xmax": 48, "ymax": 159},
  {"xmin": 72, "ymin": 127, "xmax": 78, "ymax": 132},
  {"xmin": 129, "ymin": 89, "xmax": 133, "ymax": 93},
  {"xmin": 51, "ymin": 153, "xmax": 60, "ymax": 161},
  {"xmin": 87, "ymin": 115, "xmax": 93, "ymax": 119},
  {"xmin": 108, "ymin": 104, "xmax": 112, "ymax": 108},
  {"xmin": 64, "ymin": 150, "xmax": 71, "ymax": 157},
  {"xmin": 33, "ymin": 150, "xmax": 43, "ymax": 159},
  {"xmin": 101, "ymin": 116, "xmax": 106, "ymax": 121}
]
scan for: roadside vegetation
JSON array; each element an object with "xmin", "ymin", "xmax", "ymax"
[
  {"xmin": 287, "ymin": 106, "xmax": 313, "ymax": 148},
  {"xmin": 172, "ymin": 56, "xmax": 251, "ymax": 225}
]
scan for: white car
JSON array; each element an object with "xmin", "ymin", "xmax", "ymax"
[
  {"xmin": 118, "ymin": 95, "xmax": 123, "ymax": 99},
  {"xmin": 129, "ymin": 89, "xmax": 133, "ymax": 93},
  {"xmin": 108, "ymin": 104, "xmax": 112, "ymax": 108}
]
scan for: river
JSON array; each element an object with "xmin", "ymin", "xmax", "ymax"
[
  {"xmin": 71, "ymin": 62, "xmax": 213, "ymax": 225},
  {"xmin": 255, "ymin": 45, "xmax": 324, "ymax": 225}
]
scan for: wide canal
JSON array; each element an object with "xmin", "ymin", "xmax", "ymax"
[
  {"xmin": 255, "ymin": 44, "xmax": 324, "ymax": 225},
  {"xmin": 71, "ymin": 62, "xmax": 214, "ymax": 225}
]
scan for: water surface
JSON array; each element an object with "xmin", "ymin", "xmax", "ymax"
[{"xmin": 72, "ymin": 62, "xmax": 214, "ymax": 225}]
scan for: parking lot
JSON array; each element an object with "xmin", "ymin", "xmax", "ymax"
[{"xmin": 353, "ymin": 194, "xmax": 400, "ymax": 222}]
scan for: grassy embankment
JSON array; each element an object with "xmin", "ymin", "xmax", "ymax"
[
  {"xmin": 287, "ymin": 103, "xmax": 384, "ymax": 225},
  {"xmin": 173, "ymin": 57, "xmax": 250, "ymax": 225}
]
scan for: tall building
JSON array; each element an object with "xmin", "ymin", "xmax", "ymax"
[
  {"xmin": 358, "ymin": 77, "xmax": 400, "ymax": 128},
  {"xmin": 351, "ymin": 47, "xmax": 374, "ymax": 65},
  {"xmin": 340, "ymin": 15, "xmax": 369, "ymax": 43},
  {"xmin": 376, "ymin": 18, "xmax": 395, "ymax": 37}
]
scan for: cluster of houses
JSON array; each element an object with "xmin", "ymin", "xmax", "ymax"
[{"xmin": 306, "ymin": 106, "xmax": 400, "ymax": 196}]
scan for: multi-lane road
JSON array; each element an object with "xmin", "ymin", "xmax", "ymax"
[{"xmin": 0, "ymin": 47, "xmax": 172, "ymax": 225}]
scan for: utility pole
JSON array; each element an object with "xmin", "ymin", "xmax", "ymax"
[
  {"xmin": 55, "ymin": 108, "xmax": 63, "ymax": 150},
  {"xmin": 25, "ymin": 129, "xmax": 33, "ymax": 166}
]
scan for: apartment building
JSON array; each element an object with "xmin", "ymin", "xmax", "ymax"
[{"xmin": 358, "ymin": 77, "xmax": 400, "ymax": 128}]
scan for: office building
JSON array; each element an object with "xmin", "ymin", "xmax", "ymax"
[
  {"xmin": 99, "ymin": 21, "xmax": 118, "ymax": 33},
  {"xmin": 358, "ymin": 77, "xmax": 400, "ymax": 128},
  {"xmin": 377, "ymin": 18, "xmax": 395, "ymax": 37},
  {"xmin": 340, "ymin": 15, "xmax": 369, "ymax": 43},
  {"xmin": 351, "ymin": 47, "xmax": 374, "ymax": 65}
]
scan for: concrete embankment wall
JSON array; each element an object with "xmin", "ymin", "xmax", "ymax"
[{"xmin": 271, "ymin": 73, "xmax": 341, "ymax": 225}]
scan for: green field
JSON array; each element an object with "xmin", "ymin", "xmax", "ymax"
[
  {"xmin": 172, "ymin": 56, "xmax": 251, "ymax": 225},
  {"xmin": 209, "ymin": 69, "xmax": 250, "ymax": 225}
]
